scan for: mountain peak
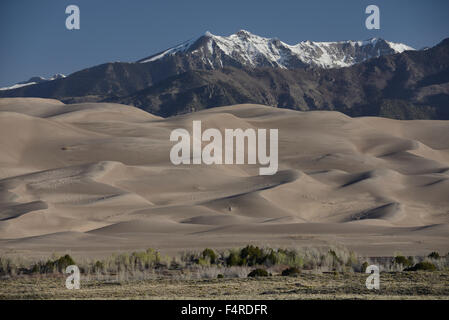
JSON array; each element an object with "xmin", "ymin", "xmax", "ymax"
[
  {"xmin": 0, "ymin": 74, "xmax": 65, "ymax": 91},
  {"xmin": 138, "ymin": 30, "xmax": 414, "ymax": 69},
  {"xmin": 235, "ymin": 29, "xmax": 253, "ymax": 37},
  {"xmin": 50, "ymin": 73, "xmax": 66, "ymax": 80}
]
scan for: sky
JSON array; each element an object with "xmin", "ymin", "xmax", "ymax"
[{"xmin": 0, "ymin": 0, "xmax": 448, "ymax": 87}]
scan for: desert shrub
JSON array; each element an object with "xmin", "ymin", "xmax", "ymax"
[
  {"xmin": 43, "ymin": 260, "xmax": 57, "ymax": 273},
  {"xmin": 428, "ymin": 252, "xmax": 440, "ymax": 259},
  {"xmin": 197, "ymin": 258, "xmax": 209, "ymax": 267},
  {"xmin": 217, "ymin": 274, "xmax": 224, "ymax": 279},
  {"xmin": 72, "ymin": 248, "xmax": 163, "ymax": 274},
  {"xmin": 170, "ymin": 258, "xmax": 184, "ymax": 270},
  {"xmin": 180, "ymin": 251, "xmax": 198, "ymax": 265},
  {"xmin": 276, "ymin": 249, "xmax": 304, "ymax": 268},
  {"xmin": 15, "ymin": 245, "xmax": 442, "ymax": 277},
  {"xmin": 55, "ymin": 254, "xmax": 75, "ymax": 271},
  {"xmin": 181, "ymin": 249, "xmax": 221, "ymax": 267},
  {"xmin": 116, "ymin": 253, "xmax": 131, "ymax": 271},
  {"xmin": 393, "ymin": 255, "xmax": 413, "ymax": 267},
  {"xmin": 0, "ymin": 257, "xmax": 18, "ymax": 275},
  {"xmin": 247, "ymin": 268, "xmax": 269, "ymax": 277},
  {"xmin": 240, "ymin": 245, "xmax": 265, "ymax": 266},
  {"xmin": 345, "ymin": 251, "xmax": 358, "ymax": 267},
  {"xmin": 146, "ymin": 248, "xmax": 161, "ymax": 264},
  {"xmin": 264, "ymin": 249, "xmax": 279, "ymax": 266},
  {"xmin": 224, "ymin": 245, "xmax": 298, "ymax": 267},
  {"xmin": 94, "ymin": 261, "xmax": 104, "ymax": 272},
  {"xmin": 295, "ymin": 246, "xmax": 360, "ymax": 272},
  {"xmin": 30, "ymin": 263, "xmax": 41, "ymax": 273},
  {"xmin": 281, "ymin": 267, "xmax": 301, "ymax": 277},
  {"xmin": 405, "ymin": 261, "xmax": 437, "ymax": 272},
  {"xmin": 32, "ymin": 254, "xmax": 76, "ymax": 273},
  {"xmin": 192, "ymin": 266, "xmax": 223, "ymax": 279},
  {"xmin": 361, "ymin": 262, "xmax": 369, "ymax": 273},
  {"xmin": 202, "ymin": 248, "xmax": 217, "ymax": 264},
  {"xmin": 328, "ymin": 250, "xmax": 343, "ymax": 264},
  {"xmin": 131, "ymin": 251, "xmax": 147, "ymax": 270},
  {"xmin": 223, "ymin": 246, "xmax": 310, "ymax": 268},
  {"xmin": 123, "ymin": 248, "xmax": 161, "ymax": 271},
  {"xmin": 328, "ymin": 249, "xmax": 344, "ymax": 270},
  {"xmin": 223, "ymin": 266, "xmax": 251, "ymax": 278},
  {"xmin": 226, "ymin": 251, "xmax": 242, "ymax": 266}
]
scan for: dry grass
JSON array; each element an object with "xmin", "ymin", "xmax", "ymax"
[
  {"xmin": 2, "ymin": 246, "xmax": 448, "ymax": 299},
  {"xmin": 1, "ymin": 271, "xmax": 448, "ymax": 300}
]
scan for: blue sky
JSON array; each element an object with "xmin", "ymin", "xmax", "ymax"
[{"xmin": 1, "ymin": 0, "xmax": 448, "ymax": 87}]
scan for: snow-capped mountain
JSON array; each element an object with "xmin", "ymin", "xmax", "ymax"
[
  {"xmin": 139, "ymin": 30, "xmax": 414, "ymax": 69},
  {"xmin": 0, "ymin": 31, "xmax": 414, "ymax": 93},
  {"xmin": 0, "ymin": 74, "xmax": 65, "ymax": 91},
  {"xmin": 1, "ymin": 34, "xmax": 447, "ymax": 121}
]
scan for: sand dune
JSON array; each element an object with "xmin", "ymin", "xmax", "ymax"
[{"xmin": 0, "ymin": 98, "xmax": 448, "ymax": 257}]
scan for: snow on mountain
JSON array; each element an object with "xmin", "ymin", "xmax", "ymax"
[
  {"xmin": 140, "ymin": 38, "xmax": 199, "ymax": 63},
  {"xmin": 0, "ymin": 74, "xmax": 66, "ymax": 91},
  {"xmin": 139, "ymin": 30, "xmax": 415, "ymax": 69},
  {"xmin": 0, "ymin": 82, "xmax": 38, "ymax": 91},
  {"xmin": 48, "ymin": 73, "xmax": 66, "ymax": 81}
]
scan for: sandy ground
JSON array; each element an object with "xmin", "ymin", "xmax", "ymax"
[
  {"xmin": 1, "ymin": 272, "xmax": 448, "ymax": 300},
  {"xmin": 0, "ymin": 98, "xmax": 448, "ymax": 258}
]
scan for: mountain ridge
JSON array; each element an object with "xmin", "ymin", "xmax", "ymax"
[
  {"xmin": 0, "ymin": 74, "xmax": 65, "ymax": 91},
  {"xmin": 138, "ymin": 30, "xmax": 414, "ymax": 69},
  {"xmin": 0, "ymin": 32, "xmax": 447, "ymax": 120},
  {"xmin": 114, "ymin": 37, "xmax": 449, "ymax": 119}
]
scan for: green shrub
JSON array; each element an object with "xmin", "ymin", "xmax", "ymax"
[
  {"xmin": 281, "ymin": 267, "xmax": 301, "ymax": 277},
  {"xmin": 328, "ymin": 249, "xmax": 344, "ymax": 270},
  {"xmin": 0, "ymin": 257, "xmax": 16, "ymax": 275},
  {"xmin": 129, "ymin": 249, "xmax": 161, "ymax": 270},
  {"xmin": 265, "ymin": 249, "xmax": 279, "ymax": 266},
  {"xmin": 276, "ymin": 249, "xmax": 304, "ymax": 268},
  {"xmin": 225, "ymin": 246, "xmax": 305, "ymax": 268},
  {"xmin": 197, "ymin": 258, "xmax": 209, "ymax": 266},
  {"xmin": 405, "ymin": 261, "xmax": 437, "ymax": 272},
  {"xmin": 202, "ymin": 248, "xmax": 217, "ymax": 264},
  {"xmin": 32, "ymin": 254, "xmax": 76, "ymax": 273},
  {"xmin": 94, "ymin": 261, "xmax": 104, "ymax": 272},
  {"xmin": 393, "ymin": 255, "xmax": 413, "ymax": 267},
  {"xmin": 217, "ymin": 274, "xmax": 224, "ymax": 279},
  {"xmin": 55, "ymin": 254, "xmax": 75, "ymax": 271},
  {"xmin": 240, "ymin": 245, "xmax": 264, "ymax": 266},
  {"xmin": 361, "ymin": 262, "xmax": 369, "ymax": 273},
  {"xmin": 428, "ymin": 252, "xmax": 440, "ymax": 259},
  {"xmin": 346, "ymin": 251, "xmax": 358, "ymax": 267},
  {"xmin": 226, "ymin": 251, "xmax": 242, "ymax": 266},
  {"xmin": 247, "ymin": 268, "xmax": 269, "ymax": 277}
]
